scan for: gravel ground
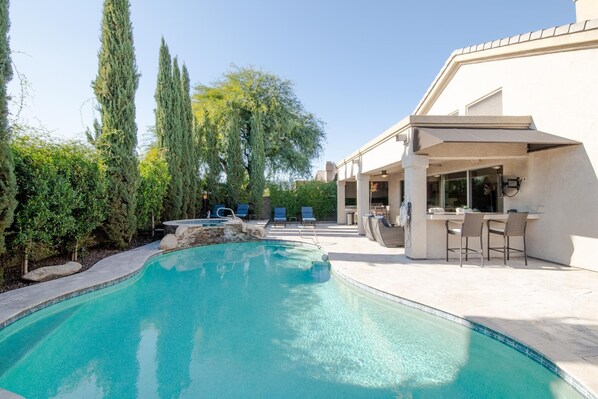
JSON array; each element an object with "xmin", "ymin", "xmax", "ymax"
[{"xmin": 0, "ymin": 235, "xmax": 158, "ymax": 294}]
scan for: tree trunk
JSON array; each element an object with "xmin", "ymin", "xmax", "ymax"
[
  {"xmin": 152, "ymin": 213, "xmax": 155, "ymax": 237},
  {"xmin": 71, "ymin": 241, "xmax": 78, "ymax": 261},
  {"xmin": 21, "ymin": 251, "xmax": 28, "ymax": 276}
]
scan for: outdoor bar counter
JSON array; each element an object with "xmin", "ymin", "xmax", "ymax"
[{"xmin": 425, "ymin": 212, "xmax": 540, "ymax": 260}]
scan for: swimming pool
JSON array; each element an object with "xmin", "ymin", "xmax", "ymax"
[{"xmin": 0, "ymin": 242, "xmax": 583, "ymax": 398}]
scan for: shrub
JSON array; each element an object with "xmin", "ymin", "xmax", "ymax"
[
  {"xmin": 268, "ymin": 180, "xmax": 337, "ymax": 221},
  {"xmin": 137, "ymin": 147, "xmax": 171, "ymax": 232},
  {"xmin": 11, "ymin": 136, "xmax": 107, "ymax": 272}
]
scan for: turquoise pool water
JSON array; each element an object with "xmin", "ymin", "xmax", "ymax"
[{"xmin": 0, "ymin": 242, "xmax": 582, "ymax": 398}]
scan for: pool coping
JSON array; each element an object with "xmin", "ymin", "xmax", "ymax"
[
  {"xmin": 0, "ymin": 242, "xmax": 162, "ymax": 331},
  {"xmin": 331, "ymin": 266, "xmax": 597, "ymax": 399},
  {"xmin": 0, "ymin": 239, "xmax": 594, "ymax": 399}
]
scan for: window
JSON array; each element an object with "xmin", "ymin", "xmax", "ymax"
[
  {"xmin": 434, "ymin": 167, "xmax": 503, "ymax": 212},
  {"xmin": 444, "ymin": 172, "xmax": 467, "ymax": 210},
  {"xmin": 370, "ymin": 181, "xmax": 388, "ymax": 206},
  {"xmin": 427, "ymin": 176, "xmax": 441, "ymax": 207},
  {"xmin": 470, "ymin": 167, "xmax": 502, "ymax": 212}
]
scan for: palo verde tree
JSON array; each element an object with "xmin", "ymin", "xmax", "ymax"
[
  {"xmin": 0, "ymin": 0, "xmax": 16, "ymax": 256},
  {"xmin": 194, "ymin": 66, "xmax": 325, "ymax": 208},
  {"xmin": 249, "ymin": 112, "xmax": 265, "ymax": 215},
  {"xmin": 92, "ymin": 0, "xmax": 140, "ymax": 248}
]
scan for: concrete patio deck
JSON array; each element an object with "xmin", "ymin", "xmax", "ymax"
[{"xmin": 266, "ymin": 222, "xmax": 598, "ymax": 397}]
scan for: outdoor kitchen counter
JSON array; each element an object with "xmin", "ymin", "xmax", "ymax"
[
  {"xmin": 426, "ymin": 212, "xmax": 540, "ymax": 221},
  {"xmin": 425, "ymin": 212, "xmax": 540, "ymax": 260}
]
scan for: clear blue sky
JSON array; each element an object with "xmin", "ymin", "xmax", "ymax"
[{"xmin": 8, "ymin": 0, "xmax": 574, "ymax": 173}]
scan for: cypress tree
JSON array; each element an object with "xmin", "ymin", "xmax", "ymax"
[
  {"xmin": 171, "ymin": 58, "xmax": 188, "ymax": 218},
  {"xmin": 154, "ymin": 39, "xmax": 182, "ymax": 221},
  {"xmin": 203, "ymin": 113, "xmax": 221, "ymax": 204},
  {"xmin": 226, "ymin": 106, "xmax": 244, "ymax": 206},
  {"xmin": 170, "ymin": 57, "xmax": 184, "ymax": 219},
  {"xmin": 181, "ymin": 64, "xmax": 197, "ymax": 217},
  {"xmin": 154, "ymin": 38, "xmax": 172, "ymax": 149},
  {"xmin": 92, "ymin": 0, "xmax": 140, "ymax": 248},
  {"xmin": 249, "ymin": 112, "xmax": 266, "ymax": 216},
  {"xmin": 0, "ymin": 0, "xmax": 15, "ymax": 255},
  {"xmin": 192, "ymin": 116, "xmax": 201, "ymax": 215}
]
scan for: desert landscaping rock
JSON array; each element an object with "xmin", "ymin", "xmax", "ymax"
[
  {"xmin": 159, "ymin": 234, "xmax": 178, "ymax": 250},
  {"xmin": 247, "ymin": 225, "xmax": 265, "ymax": 239},
  {"xmin": 175, "ymin": 225, "xmax": 189, "ymax": 238},
  {"xmin": 22, "ymin": 261, "xmax": 83, "ymax": 282},
  {"xmin": 174, "ymin": 221, "xmax": 262, "ymax": 250}
]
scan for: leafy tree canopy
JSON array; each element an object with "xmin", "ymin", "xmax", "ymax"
[{"xmin": 193, "ymin": 66, "xmax": 325, "ymax": 179}]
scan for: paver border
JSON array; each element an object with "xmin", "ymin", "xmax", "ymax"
[{"xmin": 0, "ymin": 242, "xmax": 161, "ymax": 330}]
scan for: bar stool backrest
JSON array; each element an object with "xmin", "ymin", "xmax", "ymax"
[
  {"xmin": 505, "ymin": 212, "xmax": 528, "ymax": 236},
  {"xmin": 461, "ymin": 213, "xmax": 485, "ymax": 237}
]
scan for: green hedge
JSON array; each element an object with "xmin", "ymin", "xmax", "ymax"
[
  {"xmin": 137, "ymin": 147, "xmax": 171, "ymax": 231},
  {"xmin": 268, "ymin": 180, "xmax": 336, "ymax": 220},
  {"xmin": 11, "ymin": 136, "xmax": 107, "ymax": 271}
]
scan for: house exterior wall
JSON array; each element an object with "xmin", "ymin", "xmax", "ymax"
[
  {"xmin": 424, "ymin": 48, "xmax": 598, "ymax": 270},
  {"xmin": 575, "ymin": 0, "xmax": 598, "ymax": 22}
]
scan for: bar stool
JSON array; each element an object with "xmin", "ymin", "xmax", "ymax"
[
  {"xmin": 446, "ymin": 212, "xmax": 485, "ymax": 267},
  {"xmin": 487, "ymin": 212, "xmax": 528, "ymax": 266}
]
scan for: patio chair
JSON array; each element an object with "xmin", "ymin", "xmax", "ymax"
[
  {"xmin": 487, "ymin": 212, "xmax": 528, "ymax": 266},
  {"xmin": 236, "ymin": 203, "xmax": 249, "ymax": 220},
  {"xmin": 362, "ymin": 215, "xmax": 376, "ymax": 241},
  {"xmin": 372, "ymin": 217, "xmax": 404, "ymax": 247},
  {"xmin": 446, "ymin": 212, "xmax": 485, "ymax": 267},
  {"xmin": 211, "ymin": 204, "xmax": 225, "ymax": 218},
  {"xmin": 301, "ymin": 207, "xmax": 317, "ymax": 227},
  {"xmin": 273, "ymin": 207, "xmax": 287, "ymax": 227}
]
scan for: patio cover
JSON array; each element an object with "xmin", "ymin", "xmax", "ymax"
[{"xmin": 413, "ymin": 127, "xmax": 580, "ymax": 153}]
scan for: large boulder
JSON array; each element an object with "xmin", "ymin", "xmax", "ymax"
[
  {"xmin": 22, "ymin": 261, "xmax": 82, "ymax": 282},
  {"xmin": 159, "ymin": 234, "xmax": 178, "ymax": 251},
  {"xmin": 246, "ymin": 225, "xmax": 265, "ymax": 239},
  {"xmin": 175, "ymin": 225, "xmax": 189, "ymax": 238}
]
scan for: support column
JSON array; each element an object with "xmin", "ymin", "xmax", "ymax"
[
  {"xmin": 356, "ymin": 174, "xmax": 370, "ymax": 235},
  {"xmin": 388, "ymin": 175, "xmax": 400, "ymax": 224},
  {"xmin": 403, "ymin": 154, "xmax": 429, "ymax": 259},
  {"xmin": 337, "ymin": 180, "xmax": 346, "ymax": 224}
]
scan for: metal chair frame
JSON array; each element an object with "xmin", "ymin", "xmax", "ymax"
[
  {"xmin": 272, "ymin": 207, "xmax": 287, "ymax": 227},
  {"xmin": 301, "ymin": 206, "xmax": 317, "ymax": 227},
  {"xmin": 487, "ymin": 212, "xmax": 528, "ymax": 266},
  {"xmin": 446, "ymin": 213, "xmax": 485, "ymax": 267}
]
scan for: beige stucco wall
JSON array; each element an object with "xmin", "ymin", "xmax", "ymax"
[{"xmin": 424, "ymin": 48, "xmax": 598, "ymax": 270}]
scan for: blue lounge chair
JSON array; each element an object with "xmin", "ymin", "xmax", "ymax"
[
  {"xmin": 211, "ymin": 204, "xmax": 225, "ymax": 218},
  {"xmin": 301, "ymin": 207, "xmax": 317, "ymax": 227},
  {"xmin": 273, "ymin": 207, "xmax": 287, "ymax": 227},
  {"xmin": 236, "ymin": 203, "xmax": 249, "ymax": 220}
]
